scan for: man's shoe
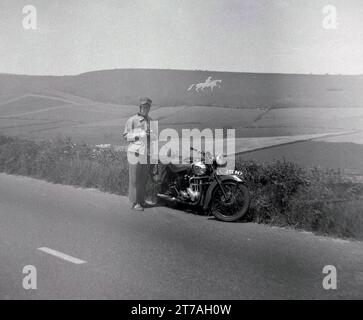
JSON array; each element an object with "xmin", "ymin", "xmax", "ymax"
[
  {"xmin": 132, "ymin": 203, "xmax": 144, "ymax": 211},
  {"xmin": 144, "ymin": 199, "xmax": 158, "ymax": 207}
]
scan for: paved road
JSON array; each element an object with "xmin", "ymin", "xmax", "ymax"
[{"xmin": 0, "ymin": 173, "xmax": 362, "ymax": 299}]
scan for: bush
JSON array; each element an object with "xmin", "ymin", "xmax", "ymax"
[
  {"xmin": 235, "ymin": 157, "xmax": 363, "ymax": 239},
  {"xmin": 0, "ymin": 135, "xmax": 129, "ymax": 196},
  {"xmin": 1, "ymin": 134, "xmax": 362, "ymax": 240},
  {"xmin": 234, "ymin": 159, "xmax": 308, "ymax": 223}
]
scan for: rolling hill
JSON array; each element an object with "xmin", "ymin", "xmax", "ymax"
[
  {"xmin": 1, "ymin": 69, "xmax": 363, "ymax": 172},
  {"xmin": 1, "ymin": 69, "xmax": 363, "ymax": 108}
]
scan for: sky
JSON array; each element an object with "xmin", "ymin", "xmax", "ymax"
[{"xmin": 0, "ymin": 0, "xmax": 363, "ymax": 75}]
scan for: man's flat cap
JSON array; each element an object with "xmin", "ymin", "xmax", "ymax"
[{"xmin": 140, "ymin": 97, "xmax": 152, "ymax": 106}]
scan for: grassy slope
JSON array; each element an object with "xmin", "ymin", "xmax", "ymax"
[
  {"xmin": 0, "ymin": 134, "xmax": 362, "ymax": 240},
  {"xmin": 1, "ymin": 69, "xmax": 363, "ymax": 108},
  {"xmin": 1, "ymin": 69, "xmax": 363, "ymax": 172},
  {"xmin": 239, "ymin": 140, "xmax": 363, "ymax": 173}
]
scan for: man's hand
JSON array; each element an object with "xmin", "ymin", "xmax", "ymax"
[{"xmin": 139, "ymin": 130, "xmax": 147, "ymax": 138}]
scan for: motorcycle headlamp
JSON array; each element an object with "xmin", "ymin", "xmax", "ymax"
[
  {"xmin": 215, "ymin": 154, "xmax": 227, "ymax": 167},
  {"xmin": 193, "ymin": 161, "xmax": 207, "ymax": 176}
]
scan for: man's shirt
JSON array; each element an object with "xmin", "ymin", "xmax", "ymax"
[{"xmin": 123, "ymin": 113, "xmax": 152, "ymax": 156}]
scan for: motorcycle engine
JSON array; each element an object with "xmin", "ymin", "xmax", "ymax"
[{"xmin": 179, "ymin": 177, "xmax": 201, "ymax": 202}]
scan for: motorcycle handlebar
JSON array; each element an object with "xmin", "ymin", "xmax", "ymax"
[
  {"xmin": 190, "ymin": 147, "xmax": 227, "ymax": 156},
  {"xmin": 190, "ymin": 147, "xmax": 228, "ymax": 158},
  {"xmin": 190, "ymin": 147, "xmax": 205, "ymax": 155}
]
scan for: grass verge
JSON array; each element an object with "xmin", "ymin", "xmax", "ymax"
[{"xmin": 1, "ymin": 135, "xmax": 362, "ymax": 240}]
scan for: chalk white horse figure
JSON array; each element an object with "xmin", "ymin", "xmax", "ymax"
[{"xmin": 187, "ymin": 76, "xmax": 222, "ymax": 92}]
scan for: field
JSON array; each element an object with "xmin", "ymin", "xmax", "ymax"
[
  {"xmin": 1, "ymin": 134, "xmax": 363, "ymax": 239},
  {"xmin": 0, "ymin": 69, "xmax": 362, "ymax": 173},
  {"xmin": 1, "ymin": 69, "xmax": 363, "ymax": 239}
]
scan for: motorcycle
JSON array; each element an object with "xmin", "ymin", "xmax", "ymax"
[{"xmin": 151, "ymin": 147, "xmax": 250, "ymax": 222}]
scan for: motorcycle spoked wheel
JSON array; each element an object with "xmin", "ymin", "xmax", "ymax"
[{"xmin": 211, "ymin": 181, "xmax": 250, "ymax": 222}]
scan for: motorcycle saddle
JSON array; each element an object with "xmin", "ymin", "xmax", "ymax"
[{"xmin": 168, "ymin": 164, "xmax": 191, "ymax": 173}]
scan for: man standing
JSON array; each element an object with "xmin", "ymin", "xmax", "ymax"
[{"xmin": 123, "ymin": 97, "xmax": 153, "ymax": 211}]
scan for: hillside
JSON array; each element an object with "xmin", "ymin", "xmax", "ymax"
[
  {"xmin": 1, "ymin": 69, "xmax": 363, "ymax": 173},
  {"xmin": 1, "ymin": 69, "xmax": 363, "ymax": 108}
]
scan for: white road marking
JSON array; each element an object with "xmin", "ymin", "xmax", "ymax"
[{"xmin": 38, "ymin": 247, "xmax": 86, "ymax": 264}]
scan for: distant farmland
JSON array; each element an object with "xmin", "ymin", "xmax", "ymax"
[
  {"xmin": 0, "ymin": 69, "xmax": 362, "ymax": 172},
  {"xmin": 1, "ymin": 69, "xmax": 363, "ymax": 108}
]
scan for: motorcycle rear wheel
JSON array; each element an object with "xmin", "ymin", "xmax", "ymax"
[{"xmin": 211, "ymin": 181, "xmax": 250, "ymax": 222}]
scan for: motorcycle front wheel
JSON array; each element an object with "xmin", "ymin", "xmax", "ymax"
[{"xmin": 211, "ymin": 181, "xmax": 250, "ymax": 222}]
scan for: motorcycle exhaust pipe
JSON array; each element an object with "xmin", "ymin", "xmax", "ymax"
[
  {"xmin": 186, "ymin": 188, "xmax": 199, "ymax": 201},
  {"xmin": 157, "ymin": 193, "xmax": 177, "ymax": 202},
  {"xmin": 157, "ymin": 193, "xmax": 197, "ymax": 206}
]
